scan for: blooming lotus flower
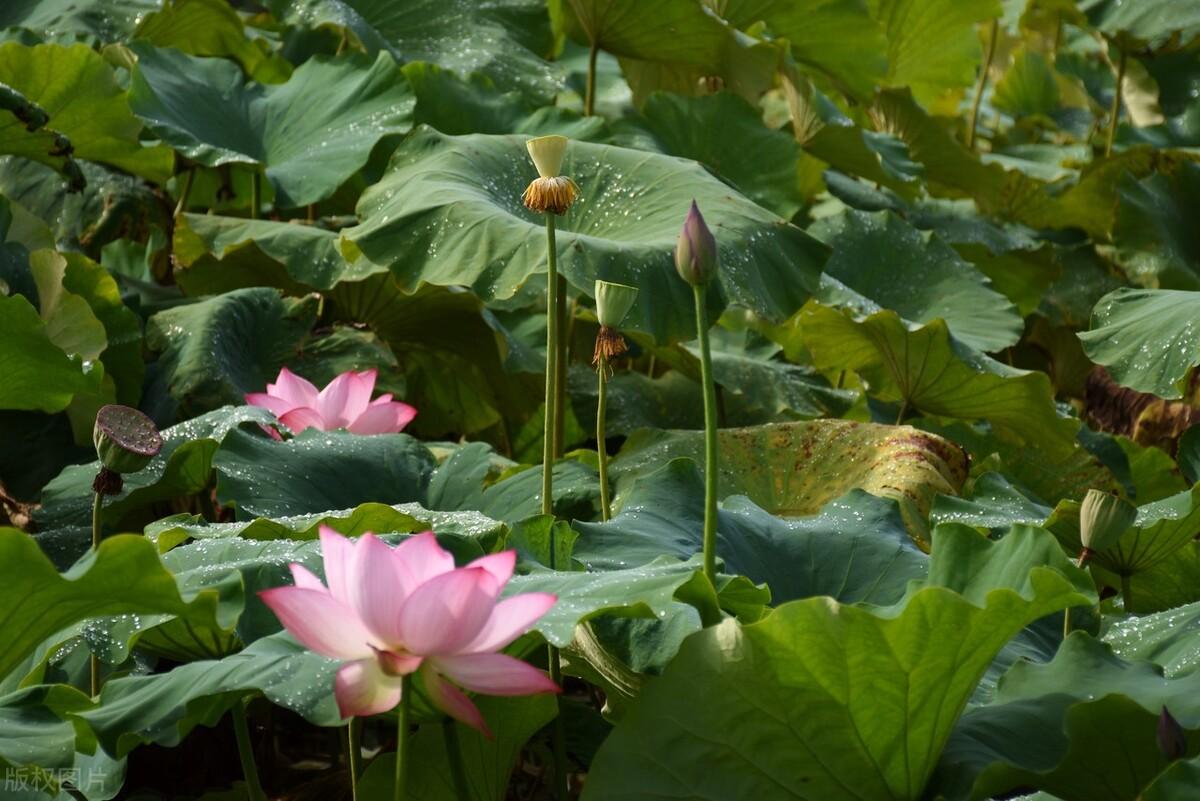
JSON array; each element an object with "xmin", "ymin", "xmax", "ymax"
[
  {"xmin": 259, "ymin": 527, "xmax": 559, "ymax": 735},
  {"xmin": 246, "ymin": 367, "xmax": 416, "ymax": 435}
]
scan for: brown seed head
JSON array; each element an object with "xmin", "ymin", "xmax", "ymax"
[{"xmin": 523, "ymin": 176, "xmax": 579, "ymax": 215}]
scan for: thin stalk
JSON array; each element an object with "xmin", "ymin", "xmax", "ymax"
[
  {"xmin": 1105, "ymin": 48, "xmax": 1127, "ymax": 157},
  {"xmin": 90, "ymin": 491, "xmax": 103, "ymax": 697},
  {"xmin": 347, "ymin": 718, "xmax": 362, "ymax": 801},
  {"xmin": 554, "ymin": 276, "xmax": 569, "ymax": 458},
  {"xmin": 173, "ymin": 168, "xmax": 195, "ymax": 218},
  {"xmin": 597, "ymin": 353, "xmax": 611, "ymax": 521},
  {"xmin": 395, "ymin": 675, "xmax": 412, "ymax": 801},
  {"xmin": 250, "ymin": 171, "xmax": 261, "ymax": 220},
  {"xmin": 442, "ymin": 719, "xmax": 472, "ymax": 801},
  {"xmin": 965, "ymin": 19, "xmax": 999, "ymax": 150},
  {"xmin": 232, "ymin": 702, "xmax": 267, "ymax": 801},
  {"xmin": 895, "ymin": 399, "xmax": 909, "ymax": 426},
  {"xmin": 585, "ymin": 40, "xmax": 599, "ymax": 117},
  {"xmin": 693, "ymin": 284, "xmax": 719, "ymax": 588},
  {"xmin": 542, "ymin": 214, "xmax": 560, "ymax": 517},
  {"xmin": 542, "ymin": 212, "xmax": 569, "ymax": 801},
  {"xmin": 1121, "ymin": 573, "xmax": 1134, "ymax": 614}
]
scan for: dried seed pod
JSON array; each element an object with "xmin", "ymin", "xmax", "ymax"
[{"xmin": 93, "ymin": 404, "xmax": 162, "ymax": 476}]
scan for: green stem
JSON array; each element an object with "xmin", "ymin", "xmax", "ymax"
[
  {"xmin": 442, "ymin": 719, "xmax": 473, "ymax": 801},
  {"xmin": 1062, "ymin": 607, "xmax": 1071, "ymax": 639},
  {"xmin": 90, "ymin": 491, "xmax": 103, "ymax": 697},
  {"xmin": 250, "ymin": 171, "xmax": 261, "ymax": 220},
  {"xmin": 232, "ymin": 702, "xmax": 267, "ymax": 801},
  {"xmin": 693, "ymin": 284, "xmax": 719, "ymax": 588},
  {"xmin": 347, "ymin": 718, "xmax": 361, "ymax": 801},
  {"xmin": 895, "ymin": 400, "xmax": 908, "ymax": 426},
  {"xmin": 1121, "ymin": 573, "xmax": 1134, "ymax": 614},
  {"xmin": 548, "ymin": 647, "xmax": 569, "ymax": 800},
  {"xmin": 585, "ymin": 40, "xmax": 598, "ymax": 117},
  {"xmin": 395, "ymin": 675, "xmax": 412, "ymax": 801},
  {"xmin": 1105, "ymin": 47, "xmax": 1127, "ymax": 158},
  {"xmin": 597, "ymin": 353, "xmax": 611, "ymax": 521},
  {"xmin": 542, "ymin": 214, "xmax": 559, "ymax": 518},
  {"xmin": 173, "ymin": 168, "xmax": 195, "ymax": 218},
  {"xmin": 554, "ymin": 276, "xmax": 569, "ymax": 459},
  {"xmin": 965, "ymin": 19, "xmax": 999, "ymax": 151}
]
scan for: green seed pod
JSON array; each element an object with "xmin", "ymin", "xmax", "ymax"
[
  {"xmin": 93, "ymin": 404, "xmax": 162, "ymax": 475},
  {"xmin": 675, "ymin": 200, "xmax": 718, "ymax": 286},
  {"xmin": 595, "ymin": 280, "xmax": 639, "ymax": 329},
  {"xmin": 1079, "ymin": 488, "xmax": 1136, "ymax": 554}
]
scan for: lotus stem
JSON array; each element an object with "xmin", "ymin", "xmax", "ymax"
[
  {"xmin": 542, "ymin": 214, "xmax": 560, "ymax": 515},
  {"xmin": 1105, "ymin": 48, "xmax": 1127, "ymax": 157},
  {"xmin": 395, "ymin": 675, "xmax": 412, "ymax": 801},
  {"xmin": 232, "ymin": 701, "xmax": 267, "ymax": 801},
  {"xmin": 554, "ymin": 276, "xmax": 569, "ymax": 459},
  {"xmin": 1121, "ymin": 573, "xmax": 1134, "ymax": 614},
  {"xmin": 548, "ymin": 648, "xmax": 569, "ymax": 799},
  {"xmin": 250, "ymin": 171, "xmax": 261, "ymax": 220},
  {"xmin": 693, "ymin": 284, "xmax": 719, "ymax": 587},
  {"xmin": 966, "ymin": 19, "xmax": 999, "ymax": 151},
  {"xmin": 443, "ymin": 719, "xmax": 473, "ymax": 801},
  {"xmin": 347, "ymin": 718, "xmax": 362, "ymax": 801},
  {"xmin": 173, "ymin": 168, "xmax": 194, "ymax": 218},
  {"xmin": 585, "ymin": 40, "xmax": 598, "ymax": 117},
  {"xmin": 90, "ymin": 490, "xmax": 103, "ymax": 697},
  {"xmin": 597, "ymin": 352, "xmax": 611, "ymax": 521}
]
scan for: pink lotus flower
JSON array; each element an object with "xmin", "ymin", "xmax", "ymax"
[
  {"xmin": 260, "ymin": 527, "xmax": 559, "ymax": 735},
  {"xmin": 246, "ymin": 367, "xmax": 416, "ymax": 435}
]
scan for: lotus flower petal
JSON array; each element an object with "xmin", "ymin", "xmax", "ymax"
[
  {"xmin": 278, "ymin": 406, "xmax": 327, "ymax": 433},
  {"xmin": 421, "ymin": 663, "xmax": 489, "ymax": 736},
  {"xmin": 433, "ymin": 652, "xmax": 561, "ymax": 696},
  {"xmin": 346, "ymin": 400, "xmax": 417, "ymax": 434},
  {"xmin": 258, "ymin": 586, "xmax": 375, "ymax": 660},
  {"xmin": 269, "ymin": 367, "xmax": 319, "ymax": 408},
  {"xmin": 460, "ymin": 593, "xmax": 558, "ymax": 653},
  {"xmin": 335, "ymin": 658, "xmax": 403, "ymax": 718},
  {"xmin": 395, "ymin": 568, "xmax": 499, "ymax": 654}
]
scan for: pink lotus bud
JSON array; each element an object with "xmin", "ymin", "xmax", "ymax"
[{"xmin": 675, "ymin": 200, "xmax": 717, "ymax": 286}]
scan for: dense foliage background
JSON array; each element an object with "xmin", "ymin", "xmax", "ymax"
[{"xmin": 3, "ymin": 0, "xmax": 1200, "ymax": 799}]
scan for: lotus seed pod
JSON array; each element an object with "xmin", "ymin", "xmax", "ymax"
[
  {"xmin": 526, "ymin": 135, "xmax": 569, "ymax": 178},
  {"xmin": 1158, "ymin": 706, "xmax": 1187, "ymax": 762},
  {"xmin": 93, "ymin": 404, "xmax": 162, "ymax": 475},
  {"xmin": 1079, "ymin": 488, "xmax": 1136, "ymax": 555},
  {"xmin": 675, "ymin": 200, "xmax": 718, "ymax": 286},
  {"xmin": 595, "ymin": 280, "xmax": 639, "ymax": 329}
]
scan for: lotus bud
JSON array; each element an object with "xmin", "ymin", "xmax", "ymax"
[
  {"xmin": 675, "ymin": 200, "xmax": 718, "ymax": 286},
  {"xmin": 93, "ymin": 405, "xmax": 162, "ymax": 494},
  {"xmin": 1078, "ymin": 488, "xmax": 1136, "ymax": 564},
  {"xmin": 522, "ymin": 135, "xmax": 578, "ymax": 215},
  {"xmin": 1158, "ymin": 706, "xmax": 1187, "ymax": 762},
  {"xmin": 593, "ymin": 280, "xmax": 637, "ymax": 368}
]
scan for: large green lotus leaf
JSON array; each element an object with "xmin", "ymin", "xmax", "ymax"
[
  {"xmin": 931, "ymin": 471, "xmax": 1053, "ymax": 534},
  {"xmin": 133, "ymin": 0, "xmax": 292, "ymax": 84},
  {"xmin": 993, "ymin": 48, "xmax": 1061, "ymax": 119},
  {"xmin": 916, "ymin": 418, "xmax": 1120, "ymax": 505},
  {"xmin": 0, "ymin": 293, "xmax": 98, "ymax": 414},
  {"xmin": 1094, "ymin": 542, "xmax": 1200, "ymax": 615},
  {"xmin": 1104, "ymin": 599, "xmax": 1200, "ymax": 677},
  {"xmin": 810, "ymin": 210, "xmax": 1023, "ymax": 352},
  {"xmin": 128, "ymin": 43, "xmax": 415, "ymax": 208},
  {"xmin": 1044, "ymin": 484, "xmax": 1200, "ymax": 582},
  {"xmin": 146, "ymin": 501, "xmax": 505, "ymax": 553},
  {"xmin": 872, "ymin": 0, "xmax": 1002, "ymax": 108},
  {"xmin": 144, "ymin": 288, "xmax": 317, "ymax": 420},
  {"xmin": 802, "ymin": 302, "xmax": 1080, "ymax": 457},
  {"xmin": 359, "ymin": 694, "xmax": 557, "ymax": 801},
  {"xmin": 1141, "ymin": 756, "xmax": 1200, "ymax": 801},
  {"xmin": 1111, "ymin": 163, "xmax": 1200, "ymax": 289},
  {"xmin": 213, "ymin": 427, "xmax": 435, "ymax": 520},
  {"xmin": 1086, "ymin": 0, "xmax": 1200, "ymax": 52},
  {"xmin": 609, "ymin": 420, "xmax": 967, "ymax": 542},
  {"xmin": 340, "ymin": 128, "xmax": 828, "ymax": 345},
  {"xmin": 0, "ymin": 684, "xmax": 121, "ymax": 800},
  {"xmin": 581, "ymin": 524, "xmax": 1094, "ymax": 801},
  {"xmin": 551, "ymin": 0, "xmax": 730, "ymax": 67},
  {"xmin": 0, "ymin": 0, "xmax": 157, "ymax": 41},
  {"xmin": 36, "ymin": 405, "xmax": 276, "ymax": 533},
  {"xmin": 34, "ymin": 250, "xmax": 143, "ymax": 407},
  {"xmin": 0, "ymin": 529, "xmax": 233, "ymax": 683},
  {"xmin": 74, "ymin": 631, "xmax": 342, "ymax": 759},
  {"xmin": 574, "ymin": 458, "xmax": 928, "ymax": 605},
  {"xmin": 934, "ymin": 634, "xmax": 1200, "ymax": 801},
  {"xmin": 269, "ymin": 0, "xmax": 563, "ymax": 102},
  {"xmin": 1079, "ymin": 288, "xmax": 1200, "ymax": 400},
  {"xmin": 720, "ymin": 0, "xmax": 887, "ymax": 102},
  {"xmin": 0, "ymin": 43, "xmax": 171, "ymax": 182},
  {"xmin": 637, "ymin": 91, "xmax": 806, "ymax": 219}
]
